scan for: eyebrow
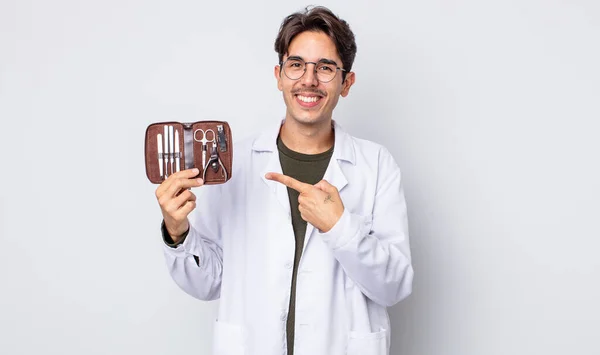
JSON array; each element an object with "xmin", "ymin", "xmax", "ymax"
[{"xmin": 287, "ymin": 55, "xmax": 339, "ymax": 67}]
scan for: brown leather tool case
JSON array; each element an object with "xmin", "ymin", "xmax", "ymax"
[{"xmin": 144, "ymin": 121, "xmax": 233, "ymax": 185}]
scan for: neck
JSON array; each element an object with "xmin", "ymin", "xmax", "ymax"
[{"xmin": 279, "ymin": 118, "xmax": 334, "ymax": 154}]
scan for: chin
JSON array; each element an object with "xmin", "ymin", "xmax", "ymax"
[
  {"xmin": 290, "ymin": 107, "xmax": 329, "ymax": 124},
  {"xmin": 289, "ymin": 113, "xmax": 328, "ymax": 126}
]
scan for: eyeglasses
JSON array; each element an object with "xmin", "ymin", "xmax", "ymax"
[{"xmin": 281, "ymin": 57, "xmax": 346, "ymax": 83}]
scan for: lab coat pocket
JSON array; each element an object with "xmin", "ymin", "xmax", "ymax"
[
  {"xmin": 213, "ymin": 320, "xmax": 245, "ymax": 355},
  {"xmin": 347, "ymin": 329, "xmax": 388, "ymax": 355}
]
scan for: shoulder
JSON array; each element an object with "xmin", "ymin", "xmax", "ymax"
[
  {"xmin": 350, "ymin": 135, "xmax": 387, "ymax": 155},
  {"xmin": 233, "ymin": 134, "xmax": 257, "ymax": 153},
  {"xmin": 228, "ymin": 127, "xmax": 275, "ymax": 177},
  {"xmin": 230, "ymin": 130, "xmax": 263, "ymax": 159},
  {"xmin": 344, "ymin": 133, "xmax": 398, "ymax": 170}
]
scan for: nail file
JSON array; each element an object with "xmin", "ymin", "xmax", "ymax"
[
  {"xmin": 175, "ymin": 129, "xmax": 180, "ymax": 172},
  {"xmin": 169, "ymin": 126, "xmax": 174, "ymax": 174},
  {"xmin": 157, "ymin": 133, "xmax": 163, "ymax": 179},
  {"xmin": 164, "ymin": 126, "xmax": 169, "ymax": 176},
  {"xmin": 201, "ymin": 133, "xmax": 207, "ymax": 171}
]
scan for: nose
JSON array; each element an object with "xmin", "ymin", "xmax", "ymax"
[{"xmin": 301, "ymin": 62, "xmax": 319, "ymax": 86}]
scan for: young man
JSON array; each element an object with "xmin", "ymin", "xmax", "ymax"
[{"xmin": 155, "ymin": 6, "xmax": 413, "ymax": 355}]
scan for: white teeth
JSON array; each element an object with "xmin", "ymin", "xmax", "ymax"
[{"xmin": 297, "ymin": 95, "xmax": 319, "ymax": 103}]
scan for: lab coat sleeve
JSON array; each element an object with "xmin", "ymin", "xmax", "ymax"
[
  {"xmin": 162, "ymin": 187, "xmax": 224, "ymax": 301},
  {"xmin": 319, "ymin": 148, "xmax": 413, "ymax": 307}
]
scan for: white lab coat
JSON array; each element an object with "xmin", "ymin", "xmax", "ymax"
[{"xmin": 163, "ymin": 120, "xmax": 413, "ymax": 355}]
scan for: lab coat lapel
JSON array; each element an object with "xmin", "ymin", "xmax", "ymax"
[
  {"xmin": 260, "ymin": 149, "xmax": 291, "ymax": 216},
  {"xmin": 255, "ymin": 120, "xmax": 291, "ymax": 216},
  {"xmin": 303, "ymin": 121, "xmax": 353, "ymax": 251}
]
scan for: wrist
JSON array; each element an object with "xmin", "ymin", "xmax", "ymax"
[{"xmin": 162, "ymin": 220, "xmax": 190, "ymax": 247}]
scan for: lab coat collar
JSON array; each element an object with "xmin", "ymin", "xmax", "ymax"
[{"xmin": 252, "ymin": 119, "xmax": 357, "ymax": 166}]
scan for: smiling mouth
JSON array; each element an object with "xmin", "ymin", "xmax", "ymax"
[{"xmin": 296, "ymin": 94, "xmax": 322, "ymax": 103}]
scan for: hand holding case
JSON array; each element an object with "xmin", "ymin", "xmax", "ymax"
[{"xmin": 145, "ymin": 121, "xmax": 233, "ymax": 185}]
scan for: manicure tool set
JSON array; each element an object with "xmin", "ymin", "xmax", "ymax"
[{"xmin": 145, "ymin": 121, "xmax": 233, "ymax": 185}]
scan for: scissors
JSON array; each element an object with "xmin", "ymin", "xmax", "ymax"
[{"xmin": 194, "ymin": 128, "xmax": 216, "ymax": 170}]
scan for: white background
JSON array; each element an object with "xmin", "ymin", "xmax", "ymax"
[{"xmin": 1, "ymin": 0, "xmax": 599, "ymax": 354}]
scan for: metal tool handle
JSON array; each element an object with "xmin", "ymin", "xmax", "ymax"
[
  {"xmin": 175, "ymin": 129, "xmax": 180, "ymax": 172},
  {"xmin": 202, "ymin": 157, "xmax": 228, "ymax": 182},
  {"xmin": 169, "ymin": 126, "xmax": 174, "ymax": 174},
  {"xmin": 163, "ymin": 126, "xmax": 169, "ymax": 177},
  {"xmin": 157, "ymin": 133, "xmax": 164, "ymax": 179}
]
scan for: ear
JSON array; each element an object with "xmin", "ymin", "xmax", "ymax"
[
  {"xmin": 274, "ymin": 65, "xmax": 283, "ymax": 91},
  {"xmin": 340, "ymin": 71, "xmax": 355, "ymax": 97}
]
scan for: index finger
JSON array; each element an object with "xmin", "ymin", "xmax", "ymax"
[
  {"xmin": 170, "ymin": 168, "xmax": 200, "ymax": 179},
  {"xmin": 265, "ymin": 172, "xmax": 311, "ymax": 193},
  {"xmin": 156, "ymin": 168, "xmax": 201, "ymax": 195}
]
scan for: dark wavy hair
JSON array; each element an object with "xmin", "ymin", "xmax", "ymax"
[{"xmin": 274, "ymin": 6, "xmax": 357, "ymax": 82}]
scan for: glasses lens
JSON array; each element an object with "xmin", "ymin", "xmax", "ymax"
[
  {"xmin": 282, "ymin": 59, "xmax": 339, "ymax": 82},
  {"xmin": 283, "ymin": 59, "xmax": 305, "ymax": 80},
  {"xmin": 315, "ymin": 63, "xmax": 337, "ymax": 83}
]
